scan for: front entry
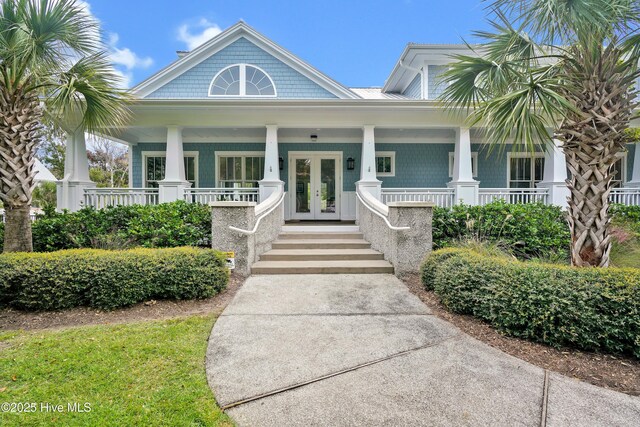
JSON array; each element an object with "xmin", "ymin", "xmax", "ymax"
[{"xmin": 289, "ymin": 152, "xmax": 341, "ymax": 220}]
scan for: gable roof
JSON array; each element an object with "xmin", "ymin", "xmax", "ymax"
[{"xmin": 133, "ymin": 21, "xmax": 359, "ymax": 99}]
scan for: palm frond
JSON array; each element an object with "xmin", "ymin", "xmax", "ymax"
[{"xmin": 45, "ymin": 52, "xmax": 132, "ymax": 134}]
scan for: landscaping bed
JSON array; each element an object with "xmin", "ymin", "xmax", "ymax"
[{"xmin": 403, "ymin": 274, "xmax": 640, "ymax": 396}]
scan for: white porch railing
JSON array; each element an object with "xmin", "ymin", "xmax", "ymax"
[
  {"xmin": 83, "ymin": 188, "xmax": 159, "ymax": 209},
  {"xmin": 610, "ymin": 188, "xmax": 640, "ymax": 205},
  {"xmin": 184, "ymin": 188, "xmax": 260, "ymax": 204},
  {"xmin": 479, "ymin": 188, "xmax": 549, "ymax": 205},
  {"xmin": 381, "ymin": 188, "xmax": 456, "ymax": 208}
]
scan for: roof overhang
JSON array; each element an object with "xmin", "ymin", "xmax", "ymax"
[{"xmin": 383, "ymin": 44, "xmax": 478, "ymax": 93}]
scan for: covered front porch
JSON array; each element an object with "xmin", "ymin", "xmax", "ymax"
[{"xmin": 56, "ymin": 101, "xmax": 640, "ymax": 215}]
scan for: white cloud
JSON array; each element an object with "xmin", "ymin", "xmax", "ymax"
[
  {"xmin": 107, "ymin": 33, "xmax": 153, "ymax": 70},
  {"xmin": 177, "ymin": 18, "xmax": 222, "ymax": 50}
]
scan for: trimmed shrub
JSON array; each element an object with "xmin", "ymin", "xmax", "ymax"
[
  {"xmin": 432, "ymin": 201, "xmax": 570, "ymax": 260},
  {"xmin": 31, "ymin": 201, "xmax": 211, "ymax": 252},
  {"xmin": 422, "ymin": 248, "xmax": 640, "ymax": 357},
  {"xmin": 0, "ymin": 247, "xmax": 228, "ymax": 311}
]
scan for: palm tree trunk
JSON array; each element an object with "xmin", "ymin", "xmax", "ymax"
[
  {"xmin": 3, "ymin": 205, "xmax": 33, "ymax": 252},
  {"xmin": 563, "ymin": 143, "xmax": 621, "ymax": 267},
  {"xmin": 0, "ymin": 85, "xmax": 42, "ymax": 253}
]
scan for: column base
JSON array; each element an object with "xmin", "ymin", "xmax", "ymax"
[
  {"xmin": 158, "ymin": 180, "xmax": 191, "ymax": 203},
  {"xmin": 537, "ymin": 181, "xmax": 569, "ymax": 207},
  {"xmin": 447, "ymin": 180, "xmax": 479, "ymax": 205},
  {"xmin": 356, "ymin": 180, "xmax": 382, "ymax": 201},
  {"xmin": 258, "ymin": 180, "xmax": 284, "ymax": 202},
  {"xmin": 56, "ymin": 180, "xmax": 96, "ymax": 212}
]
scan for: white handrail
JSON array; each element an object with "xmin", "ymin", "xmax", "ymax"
[
  {"xmin": 356, "ymin": 190, "xmax": 410, "ymax": 231},
  {"xmin": 229, "ymin": 191, "xmax": 285, "ymax": 235}
]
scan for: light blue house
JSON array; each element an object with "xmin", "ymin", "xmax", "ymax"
[{"xmin": 57, "ymin": 21, "xmax": 640, "ymax": 220}]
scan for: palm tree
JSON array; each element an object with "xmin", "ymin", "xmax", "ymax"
[
  {"xmin": 442, "ymin": 0, "xmax": 640, "ymax": 267},
  {"xmin": 0, "ymin": 0, "xmax": 130, "ymax": 252}
]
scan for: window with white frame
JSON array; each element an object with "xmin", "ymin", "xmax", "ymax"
[
  {"xmin": 209, "ymin": 64, "xmax": 276, "ymax": 97},
  {"xmin": 448, "ymin": 152, "xmax": 478, "ymax": 177},
  {"xmin": 508, "ymin": 154, "xmax": 545, "ymax": 188},
  {"xmin": 144, "ymin": 153, "xmax": 197, "ymax": 188},
  {"xmin": 375, "ymin": 152, "xmax": 395, "ymax": 176},
  {"xmin": 217, "ymin": 153, "xmax": 265, "ymax": 188}
]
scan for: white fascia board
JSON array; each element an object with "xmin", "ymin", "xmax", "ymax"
[
  {"xmin": 132, "ymin": 22, "xmax": 359, "ymax": 100},
  {"xmin": 383, "ymin": 44, "xmax": 478, "ymax": 93}
]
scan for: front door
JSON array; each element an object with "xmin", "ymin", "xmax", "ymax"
[{"xmin": 290, "ymin": 153, "xmax": 341, "ymax": 220}]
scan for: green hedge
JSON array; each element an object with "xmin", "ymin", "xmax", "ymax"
[
  {"xmin": 422, "ymin": 248, "xmax": 640, "ymax": 357},
  {"xmin": 432, "ymin": 201, "xmax": 571, "ymax": 260},
  {"xmin": 29, "ymin": 201, "xmax": 211, "ymax": 252},
  {"xmin": 0, "ymin": 247, "xmax": 228, "ymax": 311}
]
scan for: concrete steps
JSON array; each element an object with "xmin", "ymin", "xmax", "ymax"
[{"xmin": 253, "ymin": 228, "xmax": 393, "ymax": 274}]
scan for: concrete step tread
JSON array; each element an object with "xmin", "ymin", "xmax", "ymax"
[
  {"xmin": 273, "ymin": 239, "xmax": 370, "ymax": 244},
  {"xmin": 278, "ymin": 232, "xmax": 363, "ymax": 240},
  {"xmin": 252, "ymin": 260, "xmax": 393, "ymax": 268},
  {"xmin": 264, "ymin": 249, "xmax": 381, "ymax": 255}
]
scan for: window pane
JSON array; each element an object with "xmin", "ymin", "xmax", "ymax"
[
  {"xmin": 534, "ymin": 158, "xmax": 545, "ymax": 182},
  {"xmin": 184, "ymin": 157, "xmax": 195, "ymax": 183},
  {"xmin": 234, "ymin": 157, "xmax": 242, "ymax": 179}
]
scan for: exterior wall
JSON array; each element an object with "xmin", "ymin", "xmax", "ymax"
[
  {"xmin": 131, "ymin": 142, "xmax": 266, "ymax": 188},
  {"xmin": 403, "ymin": 74, "xmax": 421, "ymax": 99},
  {"xmin": 376, "ymin": 143, "xmax": 453, "ymax": 188},
  {"xmin": 473, "ymin": 144, "xmax": 508, "ymax": 188},
  {"xmin": 146, "ymin": 37, "xmax": 338, "ymax": 99},
  {"xmin": 427, "ymin": 65, "xmax": 447, "ymax": 99},
  {"xmin": 278, "ymin": 143, "xmax": 360, "ymax": 191}
]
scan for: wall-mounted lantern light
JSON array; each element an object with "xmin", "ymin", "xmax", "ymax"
[
  {"xmin": 279, "ymin": 157, "xmax": 284, "ymax": 171},
  {"xmin": 310, "ymin": 134, "xmax": 318, "ymax": 142},
  {"xmin": 347, "ymin": 157, "xmax": 355, "ymax": 171}
]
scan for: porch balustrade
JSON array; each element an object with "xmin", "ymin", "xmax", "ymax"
[
  {"xmin": 83, "ymin": 188, "xmax": 160, "ymax": 209},
  {"xmin": 381, "ymin": 188, "xmax": 456, "ymax": 208},
  {"xmin": 183, "ymin": 188, "xmax": 260, "ymax": 204},
  {"xmin": 609, "ymin": 188, "xmax": 640, "ymax": 206},
  {"xmin": 478, "ymin": 188, "xmax": 549, "ymax": 205}
]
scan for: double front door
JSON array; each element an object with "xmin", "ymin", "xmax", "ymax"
[{"xmin": 290, "ymin": 153, "xmax": 341, "ymax": 220}]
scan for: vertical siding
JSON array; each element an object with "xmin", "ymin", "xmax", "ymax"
[
  {"xmin": 428, "ymin": 65, "xmax": 448, "ymax": 99},
  {"xmin": 402, "ymin": 74, "xmax": 422, "ymax": 99},
  {"xmin": 146, "ymin": 37, "xmax": 338, "ymax": 99}
]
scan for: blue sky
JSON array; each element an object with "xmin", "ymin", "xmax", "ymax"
[{"xmin": 84, "ymin": 0, "xmax": 491, "ymax": 88}]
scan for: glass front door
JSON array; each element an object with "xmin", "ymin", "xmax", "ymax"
[{"xmin": 290, "ymin": 154, "xmax": 341, "ymax": 220}]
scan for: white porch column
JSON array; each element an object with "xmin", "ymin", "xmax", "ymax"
[
  {"xmin": 447, "ymin": 127, "xmax": 479, "ymax": 205},
  {"xmin": 158, "ymin": 126, "xmax": 190, "ymax": 203},
  {"xmin": 56, "ymin": 128, "xmax": 95, "ymax": 212},
  {"xmin": 259, "ymin": 124, "xmax": 284, "ymax": 201},
  {"xmin": 356, "ymin": 124, "xmax": 382, "ymax": 200},
  {"xmin": 626, "ymin": 143, "xmax": 640, "ymax": 187},
  {"xmin": 537, "ymin": 139, "xmax": 570, "ymax": 206}
]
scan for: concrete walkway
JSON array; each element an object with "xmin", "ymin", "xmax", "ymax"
[{"xmin": 206, "ymin": 274, "xmax": 640, "ymax": 427}]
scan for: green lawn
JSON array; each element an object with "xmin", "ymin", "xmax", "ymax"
[
  {"xmin": 0, "ymin": 315, "xmax": 233, "ymax": 427},
  {"xmin": 611, "ymin": 238, "xmax": 640, "ymax": 268}
]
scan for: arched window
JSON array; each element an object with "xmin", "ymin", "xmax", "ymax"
[{"xmin": 209, "ymin": 64, "xmax": 276, "ymax": 97}]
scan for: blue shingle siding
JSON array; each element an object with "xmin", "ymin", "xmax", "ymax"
[
  {"xmin": 146, "ymin": 37, "xmax": 338, "ymax": 99},
  {"xmin": 375, "ymin": 143, "xmax": 453, "ymax": 187},
  {"xmin": 403, "ymin": 74, "xmax": 422, "ymax": 99},
  {"xmin": 428, "ymin": 65, "xmax": 448, "ymax": 100},
  {"xmin": 474, "ymin": 144, "xmax": 508, "ymax": 188}
]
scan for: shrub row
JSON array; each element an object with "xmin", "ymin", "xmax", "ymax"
[
  {"xmin": 432, "ymin": 201, "xmax": 571, "ymax": 260},
  {"xmin": 27, "ymin": 201, "xmax": 212, "ymax": 252},
  {"xmin": 0, "ymin": 247, "xmax": 228, "ymax": 311},
  {"xmin": 421, "ymin": 248, "xmax": 640, "ymax": 357}
]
